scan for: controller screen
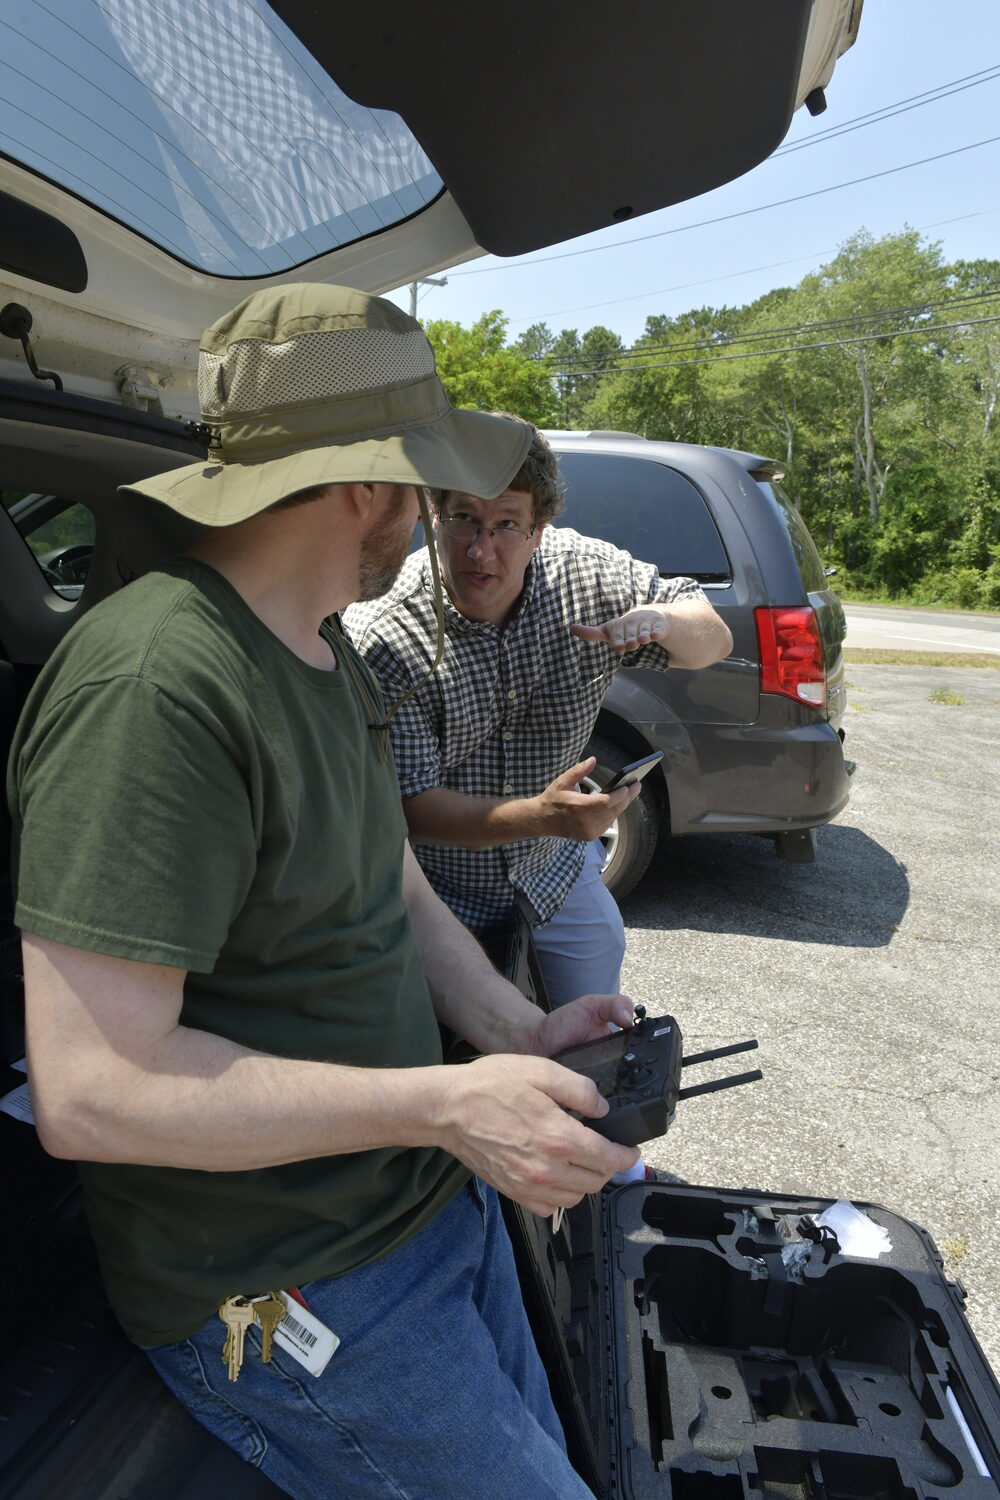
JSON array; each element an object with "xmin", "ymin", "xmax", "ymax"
[{"xmin": 553, "ymin": 1031, "xmax": 630, "ymax": 1096}]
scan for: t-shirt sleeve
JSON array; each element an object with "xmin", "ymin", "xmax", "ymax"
[{"xmin": 11, "ymin": 677, "xmax": 258, "ymax": 971}]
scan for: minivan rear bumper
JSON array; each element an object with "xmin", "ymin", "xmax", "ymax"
[{"xmin": 666, "ymin": 701, "xmax": 851, "ymax": 838}]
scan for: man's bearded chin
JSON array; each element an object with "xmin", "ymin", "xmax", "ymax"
[{"xmin": 358, "ymin": 519, "xmax": 413, "ymax": 601}]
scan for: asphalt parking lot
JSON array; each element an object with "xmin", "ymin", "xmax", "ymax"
[{"xmin": 618, "ymin": 663, "xmax": 1000, "ymax": 1373}]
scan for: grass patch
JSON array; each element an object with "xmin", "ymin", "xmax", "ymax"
[
  {"xmin": 941, "ymin": 1234, "xmax": 969, "ymax": 1270},
  {"xmin": 838, "ymin": 593, "xmax": 1000, "ymax": 615},
  {"xmin": 843, "ymin": 648, "xmax": 1000, "ymax": 668},
  {"xmin": 928, "ymin": 685, "xmax": 964, "ymax": 705}
]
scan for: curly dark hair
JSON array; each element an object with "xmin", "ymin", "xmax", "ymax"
[{"xmin": 432, "ymin": 413, "xmax": 564, "ymax": 525}]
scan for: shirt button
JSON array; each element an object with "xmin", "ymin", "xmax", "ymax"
[
  {"xmin": 502, "ymin": 783, "xmax": 515, "ymax": 795},
  {"xmin": 502, "ymin": 729, "xmax": 513, "ymax": 741},
  {"xmin": 507, "ymin": 689, "xmax": 517, "ymax": 700}
]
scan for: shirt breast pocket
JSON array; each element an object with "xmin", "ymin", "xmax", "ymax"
[
  {"xmin": 437, "ymin": 673, "xmax": 504, "ymax": 770},
  {"xmin": 525, "ymin": 662, "xmax": 609, "ymax": 742}
]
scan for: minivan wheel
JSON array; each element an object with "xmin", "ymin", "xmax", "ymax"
[{"xmin": 582, "ymin": 736, "xmax": 661, "ymax": 899}]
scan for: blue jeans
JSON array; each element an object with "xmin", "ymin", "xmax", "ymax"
[
  {"xmin": 146, "ymin": 1180, "xmax": 594, "ymax": 1499},
  {"xmin": 532, "ymin": 840, "xmax": 626, "ymax": 1009}
]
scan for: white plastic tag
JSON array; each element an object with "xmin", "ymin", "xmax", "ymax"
[
  {"xmin": 273, "ymin": 1292, "xmax": 339, "ymax": 1376},
  {"xmin": 0, "ymin": 1080, "xmax": 35, "ymax": 1125}
]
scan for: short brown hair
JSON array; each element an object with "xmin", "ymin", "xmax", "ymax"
[{"xmin": 433, "ymin": 413, "xmax": 564, "ymax": 525}]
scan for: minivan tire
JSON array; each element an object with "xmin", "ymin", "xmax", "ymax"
[{"xmin": 584, "ymin": 735, "xmax": 661, "ymax": 900}]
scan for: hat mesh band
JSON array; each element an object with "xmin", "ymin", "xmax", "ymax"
[
  {"xmin": 214, "ymin": 373, "xmax": 454, "ymax": 461},
  {"xmin": 199, "ymin": 328, "xmax": 436, "ymax": 416}
]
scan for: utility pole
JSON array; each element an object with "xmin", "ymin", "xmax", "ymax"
[{"xmin": 409, "ymin": 276, "xmax": 448, "ymax": 319}]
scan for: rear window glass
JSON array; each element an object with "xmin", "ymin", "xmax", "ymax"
[
  {"xmin": 755, "ymin": 480, "xmax": 828, "ymax": 593},
  {"xmin": 554, "ymin": 451, "xmax": 731, "ymax": 582},
  {"xmin": 0, "ymin": 0, "xmax": 442, "ymax": 276}
]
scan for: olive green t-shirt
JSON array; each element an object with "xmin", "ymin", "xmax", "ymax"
[{"xmin": 8, "ymin": 558, "xmax": 467, "ymax": 1345}]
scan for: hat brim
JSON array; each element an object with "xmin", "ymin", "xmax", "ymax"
[{"xmin": 122, "ymin": 407, "xmax": 533, "ymax": 525}]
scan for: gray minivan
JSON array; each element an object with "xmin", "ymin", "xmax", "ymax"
[{"xmin": 548, "ymin": 433, "xmax": 853, "ymax": 896}]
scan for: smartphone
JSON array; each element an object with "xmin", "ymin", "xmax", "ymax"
[{"xmin": 602, "ymin": 749, "xmax": 664, "ymax": 793}]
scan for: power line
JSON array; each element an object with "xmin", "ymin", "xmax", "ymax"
[
  {"xmin": 506, "ymin": 205, "xmax": 1000, "ymax": 326},
  {"xmin": 510, "ymin": 249, "xmax": 839, "ymax": 325},
  {"xmin": 541, "ymin": 290, "xmax": 1000, "ymax": 369},
  {"xmin": 546, "ymin": 292, "xmax": 1000, "ymax": 367},
  {"xmin": 542, "ymin": 314, "xmax": 1000, "ymax": 380},
  {"xmin": 773, "ymin": 66, "xmax": 1000, "ymax": 156},
  {"xmin": 449, "ymin": 134, "xmax": 1000, "ymax": 277}
]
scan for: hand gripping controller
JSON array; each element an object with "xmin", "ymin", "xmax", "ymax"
[{"xmin": 552, "ymin": 1005, "xmax": 762, "ymax": 1149}]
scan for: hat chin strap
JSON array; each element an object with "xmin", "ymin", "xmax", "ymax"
[{"xmin": 380, "ymin": 485, "xmax": 447, "ymax": 717}]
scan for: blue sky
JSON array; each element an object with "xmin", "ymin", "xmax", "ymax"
[{"xmin": 387, "ymin": 0, "xmax": 1000, "ymax": 346}]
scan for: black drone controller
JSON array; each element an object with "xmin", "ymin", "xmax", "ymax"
[{"xmin": 553, "ymin": 1005, "xmax": 762, "ymax": 1148}]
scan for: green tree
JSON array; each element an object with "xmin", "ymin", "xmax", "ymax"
[
  {"xmin": 513, "ymin": 322, "xmax": 555, "ymax": 362},
  {"xmin": 548, "ymin": 329, "xmax": 582, "ymax": 423},
  {"xmin": 424, "ymin": 311, "xmax": 556, "ymax": 425},
  {"xmin": 585, "ymin": 308, "xmax": 731, "ymax": 441},
  {"xmin": 796, "ymin": 229, "xmax": 949, "ymax": 524},
  {"xmin": 428, "ymin": 232, "xmax": 1000, "ymax": 603},
  {"xmin": 547, "ymin": 325, "xmax": 625, "ymax": 426},
  {"xmin": 948, "ymin": 259, "xmax": 1000, "ymax": 442}
]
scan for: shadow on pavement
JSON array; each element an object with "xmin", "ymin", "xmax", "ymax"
[{"xmin": 620, "ymin": 822, "xmax": 909, "ymax": 949}]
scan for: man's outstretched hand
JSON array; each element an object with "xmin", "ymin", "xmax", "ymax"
[{"xmin": 571, "ymin": 607, "xmax": 669, "ymax": 653}]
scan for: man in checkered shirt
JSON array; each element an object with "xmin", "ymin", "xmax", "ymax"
[{"xmin": 345, "ymin": 418, "xmax": 731, "ymax": 1013}]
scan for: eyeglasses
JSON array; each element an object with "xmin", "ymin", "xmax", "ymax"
[{"xmin": 439, "ymin": 515, "xmax": 536, "ymax": 549}]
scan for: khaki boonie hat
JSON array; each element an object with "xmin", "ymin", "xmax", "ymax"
[{"xmin": 122, "ymin": 284, "xmax": 532, "ymax": 525}]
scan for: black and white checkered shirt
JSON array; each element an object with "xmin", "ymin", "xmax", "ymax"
[{"xmin": 344, "ymin": 528, "xmax": 705, "ymax": 930}]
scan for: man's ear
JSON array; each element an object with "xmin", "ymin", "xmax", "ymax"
[{"xmin": 343, "ymin": 482, "xmax": 377, "ymax": 520}]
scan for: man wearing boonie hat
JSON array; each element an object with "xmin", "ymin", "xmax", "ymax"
[{"xmin": 9, "ymin": 284, "xmax": 641, "ymax": 1498}]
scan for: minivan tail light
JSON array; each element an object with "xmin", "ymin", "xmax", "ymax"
[{"xmin": 755, "ymin": 606, "xmax": 826, "ymax": 707}]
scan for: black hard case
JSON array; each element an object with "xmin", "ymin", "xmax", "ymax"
[{"xmin": 505, "ymin": 1183, "xmax": 1000, "ymax": 1500}]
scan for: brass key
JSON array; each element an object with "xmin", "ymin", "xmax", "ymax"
[
  {"xmin": 219, "ymin": 1295, "xmax": 255, "ymax": 1382},
  {"xmin": 254, "ymin": 1291, "xmax": 285, "ymax": 1364}
]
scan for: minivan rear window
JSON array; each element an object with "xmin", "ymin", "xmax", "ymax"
[
  {"xmin": 0, "ymin": 0, "xmax": 443, "ymax": 276},
  {"xmin": 756, "ymin": 479, "xmax": 829, "ymax": 594},
  {"xmin": 554, "ymin": 451, "xmax": 731, "ymax": 583}
]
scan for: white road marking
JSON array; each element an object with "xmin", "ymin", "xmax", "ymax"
[{"xmin": 866, "ymin": 630, "xmax": 1000, "ymax": 653}]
